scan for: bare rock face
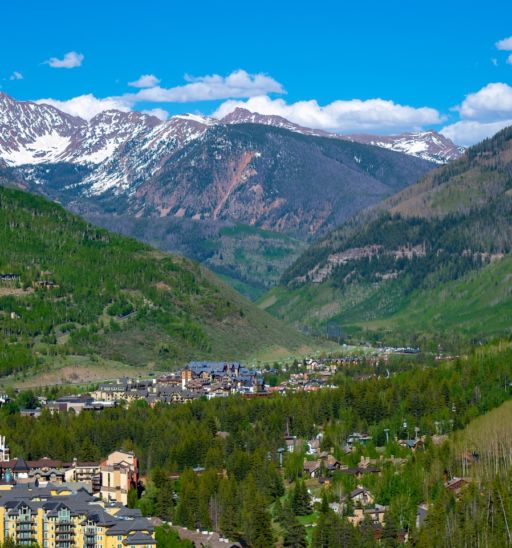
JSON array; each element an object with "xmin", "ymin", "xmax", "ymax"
[{"xmin": 125, "ymin": 124, "xmax": 435, "ymax": 238}]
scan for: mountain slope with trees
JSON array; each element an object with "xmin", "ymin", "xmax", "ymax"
[
  {"xmin": 0, "ymin": 185, "xmax": 313, "ymax": 378},
  {"xmin": 261, "ymin": 126, "xmax": 512, "ymax": 347}
]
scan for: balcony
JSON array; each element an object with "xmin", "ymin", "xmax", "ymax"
[
  {"xmin": 16, "ymin": 524, "xmax": 35, "ymax": 532},
  {"xmin": 56, "ymin": 524, "xmax": 74, "ymax": 531},
  {"xmin": 56, "ymin": 530, "xmax": 75, "ymax": 538}
]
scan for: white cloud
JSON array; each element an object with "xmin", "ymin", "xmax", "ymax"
[
  {"xmin": 438, "ymin": 83, "xmax": 512, "ymax": 145},
  {"xmin": 36, "ymin": 94, "xmax": 131, "ymax": 120},
  {"xmin": 128, "ymin": 69, "xmax": 284, "ymax": 103},
  {"xmin": 129, "ymin": 74, "xmax": 160, "ymax": 88},
  {"xmin": 142, "ymin": 108, "xmax": 169, "ymax": 120},
  {"xmin": 45, "ymin": 51, "xmax": 84, "ymax": 69},
  {"xmin": 9, "ymin": 71, "xmax": 23, "ymax": 80},
  {"xmin": 441, "ymin": 119, "xmax": 512, "ymax": 147},
  {"xmin": 496, "ymin": 36, "xmax": 512, "ymax": 50},
  {"xmin": 32, "ymin": 70, "xmax": 282, "ymax": 122},
  {"xmin": 213, "ymin": 95, "xmax": 443, "ymax": 134},
  {"xmin": 455, "ymin": 82, "xmax": 512, "ymax": 121}
]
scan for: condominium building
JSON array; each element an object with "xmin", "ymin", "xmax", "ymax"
[
  {"xmin": 0, "ymin": 484, "xmax": 155, "ymax": 548},
  {"xmin": 100, "ymin": 451, "xmax": 138, "ymax": 506}
]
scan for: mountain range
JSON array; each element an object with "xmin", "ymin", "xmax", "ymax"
[
  {"xmin": 261, "ymin": 126, "xmax": 512, "ymax": 347},
  {"xmin": 0, "ymin": 92, "xmax": 444, "ymax": 298},
  {"xmin": 0, "ymin": 93, "xmax": 462, "ymax": 170}
]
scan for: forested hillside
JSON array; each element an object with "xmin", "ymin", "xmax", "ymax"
[
  {"xmin": 2, "ymin": 342, "xmax": 511, "ymax": 546},
  {"xmin": 0, "ymin": 185, "xmax": 311, "ymax": 378},
  {"xmin": 83, "ymin": 214, "xmax": 306, "ymax": 300},
  {"xmin": 262, "ymin": 126, "xmax": 512, "ymax": 348}
]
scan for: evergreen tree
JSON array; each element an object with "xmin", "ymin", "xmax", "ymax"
[
  {"xmin": 127, "ymin": 487, "xmax": 138, "ymax": 509},
  {"xmin": 291, "ymin": 480, "xmax": 311, "ymax": 516},
  {"xmin": 281, "ymin": 501, "xmax": 308, "ymax": 547},
  {"xmin": 156, "ymin": 478, "xmax": 175, "ymax": 521},
  {"xmin": 382, "ymin": 513, "xmax": 399, "ymax": 548},
  {"xmin": 320, "ymin": 489, "xmax": 330, "ymax": 514},
  {"xmin": 175, "ymin": 469, "xmax": 200, "ymax": 529},
  {"xmin": 219, "ymin": 477, "xmax": 240, "ymax": 540},
  {"xmin": 241, "ymin": 475, "xmax": 274, "ymax": 548},
  {"xmin": 136, "ymin": 482, "xmax": 158, "ymax": 516},
  {"xmin": 273, "ymin": 497, "xmax": 285, "ymax": 524},
  {"xmin": 312, "ymin": 510, "xmax": 344, "ymax": 548},
  {"xmin": 360, "ymin": 514, "xmax": 378, "ymax": 547}
]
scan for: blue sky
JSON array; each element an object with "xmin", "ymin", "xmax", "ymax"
[{"xmin": 2, "ymin": 0, "xmax": 512, "ymax": 144}]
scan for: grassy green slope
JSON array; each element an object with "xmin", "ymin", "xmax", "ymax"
[
  {"xmin": 353, "ymin": 255, "xmax": 512, "ymax": 345},
  {"xmin": 261, "ymin": 255, "xmax": 512, "ymax": 347},
  {"xmin": 0, "ymin": 186, "xmax": 316, "ymax": 378},
  {"xmin": 260, "ymin": 126, "xmax": 512, "ymax": 347},
  {"xmin": 193, "ymin": 223, "xmax": 305, "ymax": 301}
]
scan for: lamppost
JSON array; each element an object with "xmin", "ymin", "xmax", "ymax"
[
  {"xmin": 402, "ymin": 419, "xmax": 409, "ymax": 440},
  {"xmin": 277, "ymin": 447, "xmax": 285, "ymax": 468}
]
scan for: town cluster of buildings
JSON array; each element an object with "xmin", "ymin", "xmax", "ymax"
[
  {"xmin": 13, "ymin": 362, "xmax": 268, "ymax": 417},
  {"xmin": 16, "ymin": 355, "xmax": 416, "ymax": 418},
  {"xmin": 91, "ymin": 361, "xmax": 266, "ymax": 406}
]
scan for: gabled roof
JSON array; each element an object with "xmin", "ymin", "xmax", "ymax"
[
  {"xmin": 106, "ymin": 517, "xmax": 154, "ymax": 535},
  {"xmin": 27, "ymin": 457, "xmax": 63, "ymax": 469},
  {"xmin": 303, "ymin": 460, "xmax": 321, "ymax": 472},
  {"xmin": 122, "ymin": 531, "xmax": 156, "ymax": 545},
  {"xmin": 350, "ymin": 487, "xmax": 372, "ymax": 498},
  {"xmin": 13, "ymin": 458, "xmax": 29, "ymax": 472},
  {"xmin": 115, "ymin": 507, "xmax": 143, "ymax": 519}
]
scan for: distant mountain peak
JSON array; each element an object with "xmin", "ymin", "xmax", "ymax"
[
  {"xmin": 220, "ymin": 107, "xmax": 464, "ymax": 163},
  {"xmin": 221, "ymin": 107, "xmax": 328, "ymax": 137},
  {"xmin": 0, "ymin": 94, "xmax": 464, "ymax": 171},
  {"xmin": 222, "ymin": 107, "xmax": 296, "ymax": 127}
]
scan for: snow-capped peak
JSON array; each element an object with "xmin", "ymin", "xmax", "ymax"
[
  {"xmin": 221, "ymin": 107, "xmax": 328, "ymax": 137},
  {"xmin": 220, "ymin": 107, "xmax": 464, "ymax": 163}
]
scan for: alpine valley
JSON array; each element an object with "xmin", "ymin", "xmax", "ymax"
[
  {"xmin": 0, "ymin": 93, "xmax": 457, "ymax": 299},
  {"xmin": 261, "ymin": 126, "xmax": 512, "ymax": 348}
]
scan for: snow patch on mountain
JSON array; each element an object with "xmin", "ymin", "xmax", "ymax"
[
  {"xmin": 3, "ymin": 132, "xmax": 71, "ymax": 165},
  {"xmin": 342, "ymin": 131, "xmax": 465, "ymax": 164}
]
